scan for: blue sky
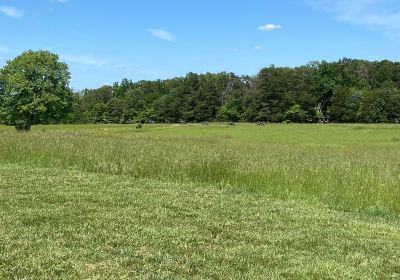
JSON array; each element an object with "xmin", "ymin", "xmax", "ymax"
[{"xmin": 1, "ymin": 0, "xmax": 400, "ymax": 90}]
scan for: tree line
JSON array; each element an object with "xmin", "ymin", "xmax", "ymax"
[
  {"xmin": 71, "ymin": 58, "xmax": 400, "ymax": 124},
  {"xmin": 1, "ymin": 51, "xmax": 400, "ymax": 130}
]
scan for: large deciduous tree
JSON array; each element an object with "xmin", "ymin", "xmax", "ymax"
[{"xmin": 0, "ymin": 50, "xmax": 72, "ymax": 131}]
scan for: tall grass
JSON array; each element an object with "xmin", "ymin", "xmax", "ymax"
[{"xmin": 1, "ymin": 124, "xmax": 399, "ymax": 215}]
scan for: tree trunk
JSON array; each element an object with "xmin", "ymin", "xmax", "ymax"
[{"xmin": 15, "ymin": 122, "xmax": 31, "ymax": 132}]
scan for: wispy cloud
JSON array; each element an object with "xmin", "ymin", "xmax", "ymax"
[
  {"xmin": 0, "ymin": 6, "xmax": 24, "ymax": 19},
  {"xmin": 0, "ymin": 46, "xmax": 12, "ymax": 53},
  {"xmin": 114, "ymin": 64, "xmax": 158, "ymax": 77},
  {"xmin": 255, "ymin": 46, "xmax": 263, "ymax": 50},
  {"xmin": 308, "ymin": 0, "xmax": 400, "ymax": 37},
  {"xmin": 60, "ymin": 54, "xmax": 156, "ymax": 77},
  {"xmin": 147, "ymin": 28, "xmax": 176, "ymax": 42},
  {"xmin": 61, "ymin": 55, "xmax": 108, "ymax": 66},
  {"xmin": 258, "ymin": 24, "xmax": 282, "ymax": 31}
]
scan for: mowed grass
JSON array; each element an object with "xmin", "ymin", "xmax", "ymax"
[
  {"xmin": 1, "ymin": 165, "xmax": 400, "ymax": 279},
  {"xmin": 0, "ymin": 124, "xmax": 400, "ymax": 279}
]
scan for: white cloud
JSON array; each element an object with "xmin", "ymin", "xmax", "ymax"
[
  {"xmin": 308, "ymin": 0, "xmax": 400, "ymax": 37},
  {"xmin": 0, "ymin": 6, "xmax": 24, "ymax": 19},
  {"xmin": 258, "ymin": 24, "xmax": 282, "ymax": 31},
  {"xmin": 255, "ymin": 46, "xmax": 263, "ymax": 50},
  {"xmin": 147, "ymin": 28, "xmax": 176, "ymax": 42},
  {"xmin": 61, "ymin": 55, "xmax": 108, "ymax": 66}
]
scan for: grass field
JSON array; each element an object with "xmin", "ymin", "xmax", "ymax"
[{"xmin": 1, "ymin": 124, "xmax": 400, "ymax": 279}]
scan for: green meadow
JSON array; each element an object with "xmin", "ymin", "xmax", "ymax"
[{"xmin": 1, "ymin": 124, "xmax": 400, "ymax": 279}]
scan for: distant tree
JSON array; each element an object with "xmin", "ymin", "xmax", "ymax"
[
  {"xmin": 69, "ymin": 93, "xmax": 86, "ymax": 123},
  {"xmin": 107, "ymin": 98, "xmax": 125, "ymax": 123},
  {"xmin": 0, "ymin": 50, "xmax": 72, "ymax": 131},
  {"xmin": 285, "ymin": 104, "xmax": 307, "ymax": 123},
  {"xmin": 385, "ymin": 89, "xmax": 400, "ymax": 121},
  {"xmin": 153, "ymin": 93, "xmax": 178, "ymax": 123},
  {"xmin": 217, "ymin": 89, "xmax": 244, "ymax": 122},
  {"xmin": 218, "ymin": 106, "xmax": 240, "ymax": 122},
  {"xmin": 358, "ymin": 87, "xmax": 400, "ymax": 123},
  {"xmin": 330, "ymin": 87, "xmax": 363, "ymax": 123},
  {"xmin": 58, "ymin": 58, "xmax": 400, "ymax": 125},
  {"xmin": 358, "ymin": 90, "xmax": 386, "ymax": 123}
]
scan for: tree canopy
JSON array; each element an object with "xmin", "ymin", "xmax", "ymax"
[
  {"xmin": 1, "ymin": 53, "xmax": 399, "ymax": 126},
  {"xmin": 70, "ymin": 59, "xmax": 400, "ymax": 124},
  {"xmin": 0, "ymin": 50, "xmax": 72, "ymax": 130}
]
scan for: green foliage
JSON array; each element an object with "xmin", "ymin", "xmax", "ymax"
[
  {"xmin": 330, "ymin": 87, "xmax": 363, "ymax": 122},
  {"xmin": 358, "ymin": 88, "xmax": 400, "ymax": 123},
  {"xmin": 285, "ymin": 104, "xmax": 307, "ymax": 123},
  {"xmin": 67, "ymin": 58, "xmax": 400, "ymax": 124},
  {"xmin": 0, "ymin": 50, "xmax": 72, "ymax": 130},
  {"xmin": 2, "ymin": 53, "xmax": 400, "ymax": 126}
]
